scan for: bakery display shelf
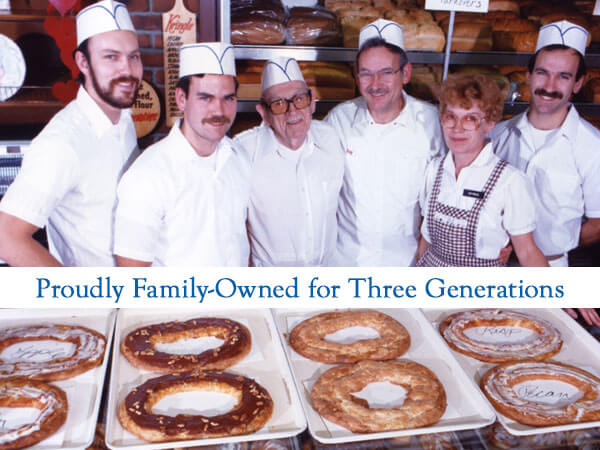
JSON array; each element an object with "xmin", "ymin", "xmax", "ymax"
[{"xmin": 0, "ymin": 9, "xmax": 48, "ymax": 20}]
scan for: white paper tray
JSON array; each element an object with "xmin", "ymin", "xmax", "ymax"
[
  {"xmin": 0, "ymin": 308, "xmax": 116, "ymax": 450},
  {"xmin": 106, "ymin": 308, "xmax": 306, "ymax": 450},
  {"xmin": 422, "ymin": 308, "xmax": 600, "ymax": 436},
  {"xmin": 271, "ymin": 308, "xmax": 496, "ymax": 444}
]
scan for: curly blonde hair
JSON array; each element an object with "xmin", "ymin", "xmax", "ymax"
[{"xmin": 438, "ymin": 73, "xmax": 504, "ymax": 122}]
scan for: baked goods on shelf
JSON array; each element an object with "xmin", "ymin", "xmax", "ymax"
[
  {"xmin": 289, "ymin": 310, "xmax": 410, "ymax": 363},
  {"xmin": 287, "ymin": 7, "xmax": 342, "ymax": 46},
  {"xmin": 231, "ymin": 0, "xmax": 286, "ymax": 44},
  {"xmin": 0, "ymin": 378, "xmax": 67, "ymax": 449},
  {"xmin": 311, "ymin": 360, "xmax": 446, "ymax": 433},
  {"xmin": 121, "ymin": 317, "xmax": 251, "ymax": 373},
  {"xmin": 0, "ymin": 324, "xmax": 106, "ymax": 381},
  {"xmin": 439, "ymin": 309, "xmax": 562, "ymax": 363},
  {"xmin": 584, "ymin": 77, "xmax": 600, "ymax": 103},
  {"xmin": 119, "ymin": 370, "xmax": 273, "ymax": 442},
  {"xmin": 481, "ymin": 360, "xmax": 600, "ymax": 426}
]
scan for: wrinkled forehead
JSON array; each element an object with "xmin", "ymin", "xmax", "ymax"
[{"xmin": 263, "ymin": 80, "xmax": 308, "ymax": 101}]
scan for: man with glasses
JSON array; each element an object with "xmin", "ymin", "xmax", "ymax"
[
  {"xmin": 326, "ymin": 19, "xmax": 445, "ymax": 266},
  {"xmin": 491, "ymin": 20, "xmax": 600, "ymax": 270},
  {"xmin": 234, "ymin": 57, "xmax": 344, "ymax": 266},
  {"xmin": 0, "ymin": 0, "xmax": 141, "ymax": 266},
  {"xmin": 113, "ymin": 43, "xmax": 250, "ymax": 266}
]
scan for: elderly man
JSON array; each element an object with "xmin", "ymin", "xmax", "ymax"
[
  {"xmin": 0, "ymin": 0, "xmax": 141, "ymax": 266},
  {"xmin": 326, "ymin": 19, "xmax": 445, "ymax": 266},
  {"xmin": 114, "ymin": 43, "xmax": 249, "ymax": 266},
  {"xmin": 491, "ymin": 21, "xmax": 600, "ymax": 269},
  {"xmin": 234, "ymin": 57, "xmax": 344, "ymax": 266}
]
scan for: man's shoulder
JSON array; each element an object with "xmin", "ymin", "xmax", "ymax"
[
  {"xmin": 310, "ymin": 120, "xmax": 345, "ymax": 160},
  {"xmin": 232, "ymin": 124, "xmax": 263, "ymax": 149},
  {"xmin": 575, "ymin": 114, "xmax": 600, "ymax": 143},
  {"xmin": 490, "ymin": 114, "xmax": 522, "ymax": 140},
  {"xmin": 327, "ymin": 97, "xmax": 363, "ymax": 120}
]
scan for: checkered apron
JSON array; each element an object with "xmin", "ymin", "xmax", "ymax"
[{"xmin": 416, "ymin": 156, "xmax": 508, "ymax": 267}]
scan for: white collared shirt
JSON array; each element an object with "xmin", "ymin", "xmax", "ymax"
[
  {"xmin": 326, "ymin": 93, "xmax": 445, "ymax": 266},
  {"xmin": 0, "ymin": 87, "xmax": 138, "ymax": 266},
  {"xmin": 234, "ymin": 121, "xmax": 344, "ymax": 266},
  {"xmin": 114, "ymin": 120, "xmax": 250, "ymax": 266},
  {"xmin": 491, "ymin": 107, "xmax": 600, "ymax": 256},
  {"xmin": 420, "ymin": 143, "xmax": 536, "ymax": 259}
]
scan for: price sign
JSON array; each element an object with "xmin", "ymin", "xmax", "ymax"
[
  {"xmin": 425, "ymin": 0, "xmax": 489, "ymax": 13},
  {"xmin": 162, "ymin": 0, "xmax": 196, "ymax": 127}
]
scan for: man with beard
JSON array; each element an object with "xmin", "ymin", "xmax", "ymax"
[
  {"xmin": 114, "ymin": 43, "xmax": 249, "ymax": 266},
  {"xmin": 234, "ymin": 57, "xmax": 344, "ymax": 266},
  {"xmin": 491, "ymin": 20, "xmax": 600, "ymax": 269},
  {"xmin": 0, "ymin": 0, "xmax": 141, "ymax": 266},
  {"xmin": 326, "ymin": 19, "xmax": 445, "ymax": 266}
]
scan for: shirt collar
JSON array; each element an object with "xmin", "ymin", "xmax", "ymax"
[
  {"xmin": 76, "ymin": 86, "xmax": 132, "ymax": 139},
  {"xmin": 351, "ymin": 91, "xmax": 416, "ymax": 129},
  {"xmin": 169, "ymin": 119, "xmax": 233, "ymax": 169},
  {"xmin": 443, "ymin": 141, "xmax": 494, "ymax": 174},
  {"xmin": 262, "ymin": 122, "xmax": 314, "ymax": 161},
  {"xmin": 516, "ymin": 105, "xmax": 580, "ymax": 143}
]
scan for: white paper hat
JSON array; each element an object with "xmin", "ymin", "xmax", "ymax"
[
  {"xmin": 76, "ymin": 0, "xmax": 135, "ymax": 46},
  {"xmin": 179, "ymin": 42, "xmax": 236, "ymax": 78},
  {"xmin": 358, "ymin": 19, "xmax": 404, "ymax": 51},
  {"xmin": 261, "ymin": 57, "xmax": 305, "ymax": 93},
  {"xmin": 536, "ymin": 20, "xmax": 589, "ymax": 56}
]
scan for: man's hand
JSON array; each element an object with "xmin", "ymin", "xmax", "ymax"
[
  {"xmin": 498, "ymin": 243, "xmax": 513, "ymax": 265},
  {"xmin": 564, "ymin": 308, "xmax": 600, "ymax": 327}
]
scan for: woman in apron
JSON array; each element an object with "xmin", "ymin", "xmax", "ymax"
[{"xmin": 416, "ymin": 74, "xmax": 547, "ymax": 267}]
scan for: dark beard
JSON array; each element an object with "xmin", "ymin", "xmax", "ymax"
[{"xmin": 89, "ymin": 63, "xmax": 140, "ymax": 109}]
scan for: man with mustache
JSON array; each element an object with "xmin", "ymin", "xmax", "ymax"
[
  {"xmin": 326, "ymin": 19, "xmax": 445, "ymax": 266},
  {"xmin": 0, "ymin": 0, "xmax": 141, "ymax": 266},
  {"xmin": 114, "ymin": 43, "xmax": 249, "ymax": 266},
  {"xmin": 234, "ymin": 57, "xmax": 344, "ymax": 266},
  {"xmin": 491, "ymin": 20, "xmax": 600, "ymax": 270}
]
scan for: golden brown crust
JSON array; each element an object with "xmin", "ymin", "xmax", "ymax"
[
  {"xmin": 0, "ymin": 324, "xmax": 106, "ymax": 381},
  {"xmin": 439, "ymin": 309, "xmax": 562, "ymax": 363},
  {"xmin": 311, "ymin": 360, "xmax": 446, "ymax": 433},
  {"xmin": 118, "ymin": 371, "xmax": 273, "ymax": 442},
  {"xmin": 231, "ymin": 16, "xmax": 285, "ymax": 45},
  {"xmin": 121, "ymin": 317, "xmax": 251, "ymax": 373},
  {"xmin": 289, "ymin": 310, "xmax": 410, "ymax": 364},
  {"xmin": 0, "ymin": 378, "xmax": 67, "ymax": 449},
  {"xmin": 481, "ymin": 360, "xmax": 600, "ymax": 427}
]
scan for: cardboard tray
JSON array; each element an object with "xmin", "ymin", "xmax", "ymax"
[
  {"xmin": 106, "ymin": 308, "xmax": 306, "ymax": 450},
  {"xmin": 272, "ymin": 308, "xmax": 496, "ymax": 444},
  {"xmin": 422, "ymin": 308, "xmax": 600, "ymax": 436},
  {"xmin": 0, "ymin": 308, "xmax": 116, "ymax": 450}
]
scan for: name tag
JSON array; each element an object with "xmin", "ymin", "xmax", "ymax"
[{"xmin": 463, "ymin": 189, "xmax": 484, "ymax": 199}]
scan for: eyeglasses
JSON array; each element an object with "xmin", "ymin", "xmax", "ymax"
[
  {"xmin": 440, "ymin": 111, "xmax": 486, "ymax": 131},
  {"xmin": 262, "ymin": 91, "xmax": 312, "ymax": 115},
  {"xmin": 356, "ymin": 67, "xmax": 403, "ymax": 83}
]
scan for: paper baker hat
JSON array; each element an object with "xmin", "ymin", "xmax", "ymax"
[
  {"xmin": 261, "ymin": 57, "xmax": 305, "ymax": 93},
  {"xmin": 76, "ymin": 0, "xmax": 135, "ymax": 46},
  {"xmin": 179, "ymin": 42, "xmax": 236, "ymax": 78},
  {"xmin": 358, "ymin": 19, "xmax": 404, "ymax": 51},
  {"xmin": 536, "ymin": 20, "xmax": 589, "ymax": 56}
]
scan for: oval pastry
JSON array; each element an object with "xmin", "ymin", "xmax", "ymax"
[
  {"xmin": 121, "ymin": 318, "xmax": 251, "ymax": 373},
  {"xmin": 119, "ymin": 371, "xmax": 273, "ymax": 442},
  {"xmin": 0, "ymin": 324, "xmax": 106, "ymax": 381},
  {"xmin": 439, "ymin": 309, "xmax": 562, "ymax": 363},
  {"xmin": 311, "ymin": 360, "xmax": 446, "ymax": 433},
  {"xmin": 481, "ymin": 360, "xmax": 600, "ymax": 426},
  {"xmin": 0, "ymin": 378, "xmax": 67, "ymax": 450},
  {"xmin": 289, "ymin": 310, "xmax": 410, "ymax": 363}
]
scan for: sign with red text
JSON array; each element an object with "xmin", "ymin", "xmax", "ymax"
[
  {"xmin": 132, "ymin": 80, "xmax": 160, "ymax": 138},
  {"xmin": 162, "ymin": 0, "xmax": 196, "ymax": 127},
  {"xmin": 425, "ymin": 0, "xmax": 489, "ymax": 13}
]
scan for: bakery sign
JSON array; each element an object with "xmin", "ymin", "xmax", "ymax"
[{"xmin": 425, "ymin": 0, "xmax": 489, "ymax": 13}]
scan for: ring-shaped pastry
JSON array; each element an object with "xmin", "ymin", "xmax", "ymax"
[
  {"xmin": 118, "ymin": 371, "xmax": 273, "ymax": 442},
  {"xmin": 0, "ymin": 378, "xmax": 67, "ymax": 450},
  {"xmin": 0, "ymin": 324, "xmax": 106, "ymax": 381},
  {"xmin": 311, "ymin": 360, "xmax": 446, "ymax": 433},
  {"xmin": 439, "ymin": 309, "xmax": 562, "ymax": 363},
  {"xmin": 121, "ymin": 318, "xmax": 251, "ymax": 373},
  {"xmin": 289, "ymin": 310, "xmax": 410, "ymax": 363},
  {"xmin": 481, "ymin": 360, "xmax": 600, "ymax": 426}
]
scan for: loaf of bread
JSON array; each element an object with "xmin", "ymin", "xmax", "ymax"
[
  {"xmin": 448, "ymin": 22, "xmax": 493, "ymax": 51},
  {"xmin": 231, "ymin": 15, "xmax": 286, "ymax": 44},
  {"xmin": 287, "ymin": 7, "xmax": 342, "ymax": 46},
  {"xmin": 488, "ymin": 0, "xmax": 520, "ymax": 14}
]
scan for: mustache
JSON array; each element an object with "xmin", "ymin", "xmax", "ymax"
[
  {"xmin": 202, "ymin": 116, "xmax": 231, "ymax": 125},
  {"xmin": 109, "ymin": 76, "xmax": 140, "ymax": 88},
  {"xmin": 367, "ymin": 88, "xmax": 388, "ymax": 96},
  {"xmin": 534, "ymin": 89, "xmax": 563, "ymax": 99}
]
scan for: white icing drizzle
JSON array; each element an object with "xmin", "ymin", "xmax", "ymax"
[
  {"xmin": 442, "ymin": 309, "xmax": 562, "ymax": 360},
  {"xmin": 483, "ymin": 361, "xmax": 600, "ymax": 421},
  {"xmin": 0, "ymin": 384, "xmax": 61, "ymax": 444},
  {"xmin": 0, "ymin": 325, "xmax": 105, "ymax": 378}
]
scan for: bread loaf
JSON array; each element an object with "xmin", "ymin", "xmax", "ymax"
[
  {"xmin": 231, "ymin": 16, "xmax": 286, "ymax": 44},
  {"xmin": 287, "ymin": 7, "xmax": 342, "ymax": 46},
  {"xmin": 449, "ymin": 22, "xmax": 493, "ymax": 51},
  {"xmin": 488, "ymin": 0, "xmax": 520, "ymax": 14}
]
